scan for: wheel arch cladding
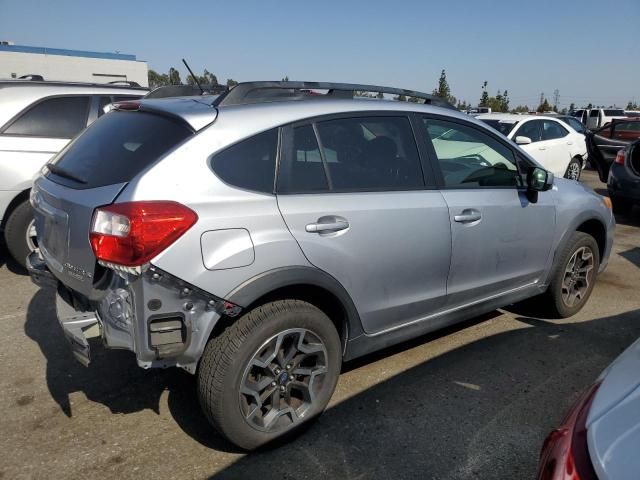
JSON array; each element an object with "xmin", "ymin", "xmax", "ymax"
[
  {"xmin": 576, "ymin": 218, "xmax": 606, "ymax": 261},
  {"xmin": 224, "ymin": 267, "xmax": 365, "ymax": 351}
]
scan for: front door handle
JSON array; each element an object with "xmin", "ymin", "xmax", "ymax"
[
  {"xmin": 454, "ymin": 209, "xmax": 481, "ymax": 223},
  {"xmin": 306, "ymin": 217, "xmax": 349, "ymax": 233},
  {"xmin": 538, "ymin": 146, "xmax": 547, "ymax": 150},
  {"xmin": 567, "ymin": 141, "xmax": 574, "ymax": 145}
]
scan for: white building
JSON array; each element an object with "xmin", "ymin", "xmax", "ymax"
[{"xmin": 0, "ymin": 42, "xmax": 148, "ymax": 87}]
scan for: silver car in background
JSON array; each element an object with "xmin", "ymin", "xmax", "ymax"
[
  {"xmin": 27, "ymin": 81, "xmax": 614, "ymax": 450},
  {"xmin": 0, "ymin": 79, "xmax": 146, "ymax": 267}
]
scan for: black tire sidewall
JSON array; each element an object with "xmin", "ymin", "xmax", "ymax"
[
  {"xmin": 199, "ymin": 300, "xmax": 342, "ymax": 450},
  {"xmin": 565, "ymin": 158, "xmax": 582, "ymax": 180},
  {"xmin": 3, "ymin": 199, "xmax": 34, "ymax": 269},
  {"xmin": 549, "ymin": 232, "xmax": 600, "ymax": 317}
]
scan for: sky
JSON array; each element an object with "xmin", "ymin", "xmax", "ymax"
[{"xmin": 1, "ymin": 0, "xmax": 639, "ymax": 109}]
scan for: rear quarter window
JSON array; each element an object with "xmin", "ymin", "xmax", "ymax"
[
  {"xmin": 210, "ymin": 129, "xmax": 278, "ymax": 193},
  {"xmin": 47, "ymin": 110, "xmax": 193, "ymax": 189},
  {"xmin": 2, "ymin": 96, "xmax": 90, "ymax": 138}
]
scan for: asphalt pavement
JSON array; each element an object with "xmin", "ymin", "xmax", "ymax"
[{"xmin": 1, "ymin": 169, "xmax": 639, "ymax": 480}]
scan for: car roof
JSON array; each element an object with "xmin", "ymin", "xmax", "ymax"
[{"xmin": 135, "ymin": 95, "xmax": 474, "ymax": 132}]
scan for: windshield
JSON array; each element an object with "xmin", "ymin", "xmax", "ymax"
[
  {"xmin": 48, "ymin": 111, "xmax": 193, "ymax": 189},
  {"xmin": 480, "ymin": 119, "xmax": 518, "ymax": 136},
  {"xmin": 604, "ymin": 109, "xmax": 625, "ymax": 116}
]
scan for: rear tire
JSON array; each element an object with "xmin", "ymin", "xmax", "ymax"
[
  {"xmin": 564, "ymin": 157, "xmax": 582, "ymax": 181},
  {"xmin": 540, "ymin": 232, "xmax": 600, "ymax": 318},
  {"xmin": 3, "ymin": 199, "xmax": 36, "ymax": 269},
  {"xmin": 197, "ymin": 300, "xmax": 342, "ymax": 450}
]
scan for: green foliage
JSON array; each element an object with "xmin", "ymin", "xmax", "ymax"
[
  {"xmin": 433, "ymin": 70, "xmax": 456, "ymax": 105},
  {"xmin": 168, "ymin": 67, "xmax": 181, "ymax": 85},
  {"xmin": 537, "ymin": 98, "xmax": 552, "ymax": 113},
  {"xmin": 282, "ymin": 76, "xmax": 289, "ymax": 81},
  {"xmin": 394, "ymin": 94, "xmax": 407, "ymax": 102},
  {"xmin": 511, "ymin": 105, "xmax": 529, "ymax": 113},
  {"xmin": 226, "ymin": 78, "xmax": 238, "ymax": 87},
  {"xmin": 148, "ymin": 69, "xmax": 170, "ymax": 89},
  {"xmin": 187, "ymin": 69, "xmax": 218, "ymax": 86},
  {"xmin": 569, "ymin": 102, "xmax": 576, "ymax": 112},
  {"xmin": 479, "ymin": 81, "xmax": 489, "ymax": 107},
  {"xmin": 627, "ymin": 101, "xmax": 639, "ymax": 110}
]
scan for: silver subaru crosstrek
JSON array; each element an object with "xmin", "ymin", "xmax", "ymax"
[{"xmin": 27, "ymin": 81, "xmax": 615, "ymax": 450}]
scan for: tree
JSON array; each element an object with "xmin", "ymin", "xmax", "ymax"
[
  {"xmin": 512, "ymin": 105, "xmax": 529, "ymax": 113},
  {"xmin": 148, "ymin": 69, "xmax": 170, "ymax": 89},
  {"xmin": 226, "ymin": 78, "xmax": 238, "ymax": 87},
  {"xmin": 394, "ymin": 94, "xmax": 407, "ymax": 101},
  {"xmin": 281, "ymin": 76, "xmax": 289, "ymax": 81},
  {"xmin": 187, "ymin": 69, "xmax": 218, "ymax": 86},
  {"xmin": 627, "ymin": 100, "xmax": 639, "ymax": 110},
  {"xmin": 569, "ymin": 102, "xmax": 576, "ymax": 112},
  {"xmin": 587, "ymin": 103, "xmax": 593, "ymax": 109},
  {"xmin": 432, "ymin": 69, "xmax": 456, "ymax": 105},
  {"xmin": 537, "ymin": 98, "xmax": 552, "ymax": 113},
  {"xmin": 168, "ymin": 67, "xmax": 182, "ymax": 85},
  {"xmin": 479, "ymin": 81, "xmax": 489, "ymax": 107}
]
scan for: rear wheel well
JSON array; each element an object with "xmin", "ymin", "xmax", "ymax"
[
  {"xmin": 1, "ymin": 189, "xmax": 30, "ymax": 229},
  {"xmin": 210, "ymin": 284, "xmax": 349, "ymax": 352},
  {"xmin": 576, "ymin": 219, "xmax": 606, "ymax": 260}
]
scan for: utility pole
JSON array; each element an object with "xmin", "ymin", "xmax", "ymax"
[{"xmin": 553, "ymin": 89, "xmax": 560, "ymax": 111}]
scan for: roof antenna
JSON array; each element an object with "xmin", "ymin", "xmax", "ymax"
[{"xmin": 182, "ymin": 58, "xmax": 204, "ymax": 95}]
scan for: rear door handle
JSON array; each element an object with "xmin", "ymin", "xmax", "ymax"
[
  {"xmin": 538, "ymin": 146, "xmax": 547, "ymax": 150},
  {"xmin": 454, "ymin": 209, "xmax": 482, "ymax": 223},
  {"xmin": 567, "ymin": 141, "xmax": 574, "ymax": 145},
  {"xmin": 306, "ymin": 218, "xmax": 349, "ymax": 233}
]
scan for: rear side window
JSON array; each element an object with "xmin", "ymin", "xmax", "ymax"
[
  {"xmin": 279, "ymin": 116, "xmax": 423, "ymax": 193},
  {"xmin": 590, "ymin": 110, "xmax": 600, "ymax": 117},
  {"xmin": 612, "ymin": 121, "xmax": 640, "ymax": 141},
  {"xmin": 541, "ymin": 120, "xmax": 568, "ymax": 140},
  {"xmin": 48, "ymin": 111, "xmax": 192, "ymax": 189},
  {"xmin": 514, "ymin": 120, "xmax": 543, "ymax": 142},
  {"xmin": 211, "ymin": 129, "xmax": 278, "ymax": 193},
  {"xmin": 3, "ymin": 96, "xmax": 90, "ymax": 138}
]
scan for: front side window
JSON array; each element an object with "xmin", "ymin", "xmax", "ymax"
[
  {"xmin": 212, "ymin": 129, "xmax": 278, "ymax": 193},
  {"xmin": 542, "ymin": 120, "xmax": 569, "ymax": 140},
  {"xmin": 424, "ymin": 118, "xmax": 521, "ymax": 188},
  {"xmin": 564, "ymin": 117, "xmax": 585, "ymax": 133},
  {"xmin": 3, "ymin": 96, "xmax": 90, "ymax": 138},
  {"xmin": 514, "ymin": 120, "xmax": 543, "ymax": 142},
  {"xmin": 279, "ymin": 116, "xmax": 423, "ymax": 193}
]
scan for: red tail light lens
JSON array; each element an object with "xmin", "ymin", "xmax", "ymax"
[
  {"xmin": 90, "ymin": 201, "xmax": 197, "ymax": 267},
  {"xmin": 615, "ymin": 150, "xmax": 626, "ymax": 165},
  {"xmin": 536, "ymin": 382, "xmax": 601, "ymax": 480}
]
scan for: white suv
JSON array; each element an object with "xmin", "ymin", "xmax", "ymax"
[{"xmin": 0, "ymin": 79, "xmax": 146, "ymax": 267}]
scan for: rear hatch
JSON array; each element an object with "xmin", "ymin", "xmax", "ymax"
[{"xmin": 32, "ymin": 108, "xmax": 195, "ymax": 298}]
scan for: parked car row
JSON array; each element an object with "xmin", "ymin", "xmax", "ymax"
[
  {"xmin": 477, "ymin": 113, "xmax": 589, "ymax": 180},
  {"xmin": 570, "ymin": 108, "xmax": 629, "ymax": 130},
  {"xmin": 0, "ymin": 79, "xmax": 146, "ymax": 267},
  {"xmin": 23, "ymin": 80, "xmax": 615, "ymax": 451}
]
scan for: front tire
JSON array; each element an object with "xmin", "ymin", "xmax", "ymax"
[
  {"xmin": 564, "ymin": 157, "xmax": 582, "ymax": 181},
  {"xmin": 198, "ymin": 300, "xmax": 342, "ymax": 450},
  {"xmin": 3, "ymin": 199, "xmax": 36, "ymax": 269},
  {"xmin": 542, "ymin": 232, "xmax": 600, "ymax": 318}
]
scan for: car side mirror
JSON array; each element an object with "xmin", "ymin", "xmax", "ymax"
[
  {"xmin": 515, "ymin": 136, "xmax": 532, "ymax": 145},
  {"xmin": 527, "ymin": 167, "xmax": 554, "ymax": 191}
]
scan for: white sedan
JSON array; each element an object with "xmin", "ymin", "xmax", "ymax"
[{"xmin": 477, "ymin": 114, "xmax": 588, "ymax": 180}]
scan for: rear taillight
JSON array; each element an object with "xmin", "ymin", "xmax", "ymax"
[
  {"xmin": 536, "ymin": 382, "xmax": 600, "ymax": 480},
  {"xmin": 90, "ymin": 201, "xmax": 197, "ymax": 267},
  {"xmin": 615, "ymin": 150, "xmax": 625, "ymax": 165}
]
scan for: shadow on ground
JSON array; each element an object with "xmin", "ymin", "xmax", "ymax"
[
  {"xmin": 0, "ymin": 239, "xmax": 28, "ymax": 276},
  {"xmin": 25, "ymin": 286, "xmax": 640, "ymax": 479},
  {"xmin": 211, "ymin": 309, "xmax": 640, "ymax": 480}
]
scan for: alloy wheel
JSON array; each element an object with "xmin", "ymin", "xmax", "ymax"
[
  {"xmin": 239, "ymin": 328, "xmax": 329, "ymax": 432},
  {"xmin": 567, "ymin": 162, "xmax": 581, "ymax": 180},
  {"xmin": 25, "ymin": 219, "xmax": 38, "ymax": 251},
  {"xmin": 561, "ymin": 246, "xmax": 594, "ymax": 307}
]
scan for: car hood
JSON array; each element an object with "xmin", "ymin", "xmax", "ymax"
[{"xmin": 586, "ymin": 336, "xmax": 640, "ymax": 480}]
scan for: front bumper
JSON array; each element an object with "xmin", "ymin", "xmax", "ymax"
[{"xmin": 28, "ymin": 251, "xmax": 230, "ymax": 374}]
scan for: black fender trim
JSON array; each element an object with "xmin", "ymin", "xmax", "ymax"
[{"xmin": 225, "ymin": 266, "xmax": 365, "ymax": 341}]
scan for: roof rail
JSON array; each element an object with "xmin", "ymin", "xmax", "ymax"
[
  {"xmin": 213, "ymin": 81, "xmax": 457, "ymax": 110},
  {"xmin": 18, "ymin": 74, "xmax": 44, "ymax": 81},
  {"xmin": 107, "ymin": 80, "xmax": 141, "ymax": 87},
  {"xmin": 145, "ymin": 83, "xmax": 228, "ymax": 99}
]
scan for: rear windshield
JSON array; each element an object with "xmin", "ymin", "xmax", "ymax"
[
  {"xmin": 480, "ymin": 119, "xmax": 518, "ymax": 136},
  {"xmin": 46, "ymin": 110, "xmax": 193, "ymax": 189}
]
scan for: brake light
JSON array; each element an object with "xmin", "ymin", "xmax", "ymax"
[
  {"xmin": 536, "ymin": 382, "xmax": 600, "ymax": 480},
  {"xmin": 90, "ymin": 201, "xmax": 197, "ymax": 267},
  {"xmin": 615, "ymin": 150, "xmax": 626, "ymax": 165}
]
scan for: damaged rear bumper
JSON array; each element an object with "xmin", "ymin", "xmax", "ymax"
[{"xmin": 28, "ymin": 251, "xmax": 238, "ymax": 374}]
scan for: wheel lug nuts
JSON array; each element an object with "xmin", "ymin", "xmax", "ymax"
[
  {"xmin": 286, "ymin": 364, "xmax": 292, "ymax": 370},
  {"xmin": 275, "ymin": 368, "xmax": 281, "ymax": 374},
  {"xmin": 271, "ymin": 381, "xmax": 276, "ymax": 387},
  {"xmin": 280, "ymin": 386, "xmax": 286, "ymax": 392}
]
